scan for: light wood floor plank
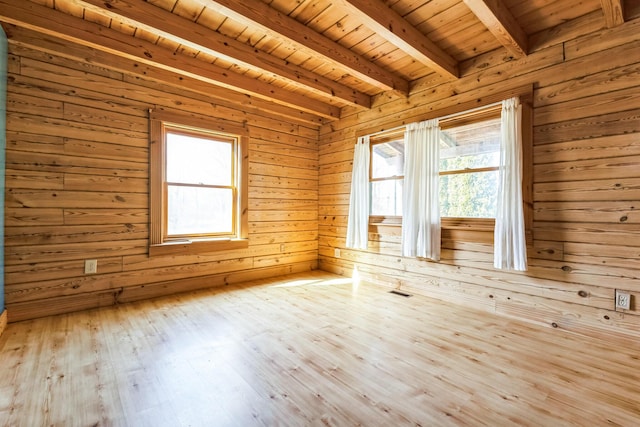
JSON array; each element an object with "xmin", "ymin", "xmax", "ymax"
[{"xmin": 1, "ymin": 271, "xmax": 639, "ymax": 426}]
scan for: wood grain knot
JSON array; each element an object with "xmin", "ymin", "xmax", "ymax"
[
  {"xmin": 551, "ymin": 322, "xmax": 558, "ymax": 328},
  {"xmin": 578, "ymin": 290, "xmax": 588, "ymax": 298},
  {"xmin": 620, "ymin": 215, "xmax": 628, "ymax": 222},
  {"xmin": 561, "ymin": 265, "xmax": 572, "ymax": 272}
]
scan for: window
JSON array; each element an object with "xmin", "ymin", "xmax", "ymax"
[
  {"xmin": 150, "ymin": 111, "xmax": 248, "ymax": 256},
  {"xmin": 370, "ymin": 135, "xmax": 404, "ymax": 216},
  {"xmin": 439, "ymin": 114, "xmax": 501, "ymax": 218},
  {"xmin": 369, "ymin": 110, "xmax": 501, "ymax": 220},
  {"xmin": 367, "ymin": 98, "xmax": 532, "ymax": 243}
]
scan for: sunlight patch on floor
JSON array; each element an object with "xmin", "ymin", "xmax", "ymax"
[{"xmin": 270, "ymin": 276, "xmax": 355, "ymax": 289}]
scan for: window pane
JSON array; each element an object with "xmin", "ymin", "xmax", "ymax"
[
  {"xmin": 440, "ymin": 118, "xmax": 500, "ymax": 172},
  {"xmin": 372, "ymin": 141, "xmax": 404, "ymax": 179},
  {"xmin": 167, "ymin": 186, "xmax": 233, "ymax": 236},
  {"xmin": 440, "ymin": 170, "xmax": 498, "ymax": 218},
  {"xmin": 371, "ymin": 179, "xmax": 403, "ymax": 216},
  {"xmin": 167, "ymin": 132, "xmax": 232, "ymax": 185}
]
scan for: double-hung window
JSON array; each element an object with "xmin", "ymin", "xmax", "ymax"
[
  {"xmin": 370, "ymin": 135, "xmax": 404, "ymax": 216},
  {"xmin": 369, "ymin": 114, "xmax": 501, "ymax": 221},
  {"xmin": 150, "ymin": 111, "xmax": 248, "ymax": 256},
  {"xmin": 439, "ymin": 111, "xmax": 501, "ymax": 219},
  {"xmin": 368, "ymin": 100, "xmax": 530, "ymax": 241}
]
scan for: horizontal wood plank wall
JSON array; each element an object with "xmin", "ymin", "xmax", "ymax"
[
  {"xmin": 318, "ymin": 13, "xmax": 640, "ymax": 342},
  {"xmin": 4, "ymin": 39, "xmax": 319, "ymax": 321}
]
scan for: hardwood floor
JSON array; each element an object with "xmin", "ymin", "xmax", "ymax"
[{"xmin": 1, "ymin": 270, "xmax": 639, "ymax": 426}]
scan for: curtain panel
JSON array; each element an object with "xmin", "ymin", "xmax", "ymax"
[
  {"xmin": 494, "ymin": 97, "xmax": 528, "ymax": 271},
  {"xmin": 345, "ymin": 136, "xmax": 370, "ymax": 249},
  {"xmin": 401, "ymin": 119, "xmax": 441, "ymax": 260}
]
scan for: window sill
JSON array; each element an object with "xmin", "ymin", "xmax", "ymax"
[
  {"xmin": 369, "ymin": 216, "xmax": 494, "ymax": 228},
  {"xmin": 149, "ymin": 238, "xmax": 249, "ymax": 257},
  {"xmin": 369, "ymin": 216, "xmax": 496, "ymax": 244}
]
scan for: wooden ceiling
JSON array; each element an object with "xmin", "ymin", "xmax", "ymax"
[{"xmin": 0, "ymin": 0, "xmax": 633, "ymax": 123}]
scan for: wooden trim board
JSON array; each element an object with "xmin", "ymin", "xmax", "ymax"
[{"xmin": 0, "ymin": 310, "xmax": 7, "ymax": 337}]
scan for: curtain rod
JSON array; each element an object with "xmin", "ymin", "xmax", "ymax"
[{"xmin": 361, "ymin": 99, "xmax": 505, "ymax": 139}]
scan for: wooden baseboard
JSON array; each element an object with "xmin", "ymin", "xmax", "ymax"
[
  {"xmin": 0, "ymin": 309, "xmax": 7, "ymax": 337},
  {"xmin": 6, "ymin": 261, "xmax": 318, "ymax": 322},
  {"xmin": 318, "ymin": 261, "xmax": 640, "ymax": 345}
]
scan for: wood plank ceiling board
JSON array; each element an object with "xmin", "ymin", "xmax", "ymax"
[
  {"xmin": 171, "ymin": 0, "xmax": 205, "ymax": 21},
  {"xmin": 71, "ymin": 0, "xmax": 372, "ymax": 108},
  {"xmin": 416, "ymin": 3, "xmax": 502, "ymax": 62},
  {"xmin": 508, "ymin": 0, "xmax": 605, "ymax": 34},
  {"xmin": 338, "ymin": 0, "xmax": 459, "ymax": 78},
  {"xmin": 1, "ymin": 0, "xmax": 611, "ymax": 122},
  {"xmin": 0, "ymin": 0, "xmax": 341, "ymax": 118},
  {"xmin": 83, "ymin": 8, "xmax": 114, "ymax": 28},
  {"xmin": 195, "ymin": 0, "xmax": 410, "ymax": 94}
]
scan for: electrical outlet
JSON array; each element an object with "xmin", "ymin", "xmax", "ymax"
[
  {"xmin": 615, "ymin": 290, "xmax": 631, "ymax": 310},
  {"xmin": 84, "ymin": 259, "xmax": 98, "ymax": 275},
  {"xmin": 334, "ymin": 248, "xmax": 341, "ymax": 258}
]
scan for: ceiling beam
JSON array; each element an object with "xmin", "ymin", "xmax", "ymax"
[
  {"xmin": 196, "ymin": 0, "xmax": 409, "ymax": 95},
  {"xmin": 600, "ymin": 0, "xmax": 625, "ymax": 27},
  {"xmin": 72, "ymin": 0, "xmax": 371, "ymax": 109},
  {"xmin": 0, "ymin": 0, "xmax": 340, "ymax": 119},
  {"xmin": 5, "ymin": 25, "xmax": 324, "ymax": 127},
  {"xmin": 463, "ymin": 0, "xmax": 528, "ymax": 58},
  {"xmin": 338, "ymin": 0, "xmax": 459, "ymax": 79}
]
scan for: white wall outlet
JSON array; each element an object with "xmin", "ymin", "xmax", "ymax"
[
  {"xmin": 84, "ymin": 259, "xmax": 98, "ymax": 274},
  {"xmin": 334, "ymin": 248, "xmax": 341, "ymax": 258},
  {"xmin": 615, "ymin": 290, "xmax": 631, "ymax": 310}
]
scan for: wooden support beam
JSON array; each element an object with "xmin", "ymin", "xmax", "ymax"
[
  {"xmin": 5, "ymin": 25, "xmax": 324, "ymax": 127},
  {"xmin": 600, "ymin": 0, "xmax": 625, "ymax": 27},
  {"xmin": 339, "ymin": 0, "xmax": 459, "ymax": 79},
  {"xmin": 0, "ymin": 0, "xmax": 340, "ymax": 119},
  {"xmin": 463, "ymin": 0, "xmax": 528, "ymax": 58},
  {"xmin": 73, "ymin": 0, "xmax": 371, "ymax": 109},
  {"xmin": 197, "ymin": 0, "xmax": 409, "ymax": 95}
]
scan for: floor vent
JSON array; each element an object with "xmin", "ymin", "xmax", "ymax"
[{"xmin": 389, "ymin": 290, "xmax": 412, "ymax": 297}]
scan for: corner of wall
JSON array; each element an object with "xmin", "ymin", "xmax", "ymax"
[{"xmin": 0, "ymin": 22, "xmax": 7, "ymax": 318}]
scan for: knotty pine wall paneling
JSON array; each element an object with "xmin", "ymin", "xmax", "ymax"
[
  {"xmin": 4, "ymin": 36, "xmax": 319, "ymax": 321},
  {"xmin": 319, "ymin": 14, "xmax": 640, "ymax": 342}
]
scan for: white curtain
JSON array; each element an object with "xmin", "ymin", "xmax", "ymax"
[
  {"xmin": 494, "ymin": 97, "xmax": 527, "ymax": 271},
  {"xmin": 401, "ymin": 119, "xmax": 441, "ymax": 260},
  {"xmin": 345, "ymin": 136, "xmax": 370, "ymax": 249}
]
